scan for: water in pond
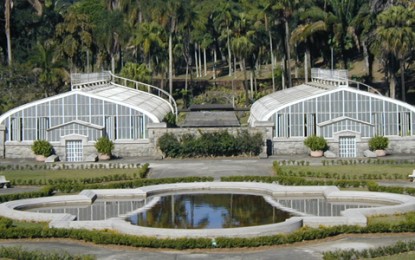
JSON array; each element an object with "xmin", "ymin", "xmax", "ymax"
[{"xmin": 128, "ymin": 193, "xmax": 292, "ymax": 229}]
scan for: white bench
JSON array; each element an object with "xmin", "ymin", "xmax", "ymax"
[
  {"xmin": 408, "ymin": 170, "xmax": 415, "ymax": 182},
  {"xmin": 0, "ymin": 175, "xmax": 10, "ymax": 188}
]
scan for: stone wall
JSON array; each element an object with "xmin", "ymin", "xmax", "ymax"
[
  {"xmin": 0, "ymin": 123, "xmax": 273, "ymax": 160},
  {"xmin": 273, "ymin": 135, "xmax": 415, "ymax": 157}
]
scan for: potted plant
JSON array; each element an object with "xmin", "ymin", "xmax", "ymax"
[
  {"xmin": 31, "ymin": 140, "xmax": 53, "ymax": 161},
  {"xmin": 369, "ymin": 135, "xmax": 389, "ymax": 157},
  {"xmin": 95, "ymin": 136, "xmax": 114, "ymax": 160},
  {"xmin": 304, "ymin": 135, "xmax": 327, "ymax": 157}
]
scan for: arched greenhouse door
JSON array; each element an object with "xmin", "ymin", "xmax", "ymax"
[{"xmin": 66, "ymin": 140, "xmax": 83, "ymax": 162}]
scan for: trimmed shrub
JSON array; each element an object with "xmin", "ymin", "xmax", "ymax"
[
  {"xmin": 94, "ymin": 136, "xmax": 114, "ymax": 155},
  {"xmin": 369, "ymin": 135, "xmax": 389, "ymax": 151},
  {"xmin": 31, "ymin": 140, "xmax": 53, "ymax": 157},
  {"xmin": 158, "ymin": 130, "xmax": 263, "ymax": 158}
]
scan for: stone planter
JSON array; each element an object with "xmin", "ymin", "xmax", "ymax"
[
  {"xmin": 375, "ymin": 149, "xmax": 386, "ymax": 157},
  {"xmin": 310, "ymin": 150, "xmax": 324, "ymax": 157},
  {"xmin": 98, "ymin": 153, "xmax": 111, "ymax": 161},
  {"xmin": 35, "ymin": 155, "xmax": 46, "ymax": 162}
]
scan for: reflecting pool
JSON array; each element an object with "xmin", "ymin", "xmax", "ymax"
[{"xmin": 128, "ymin": 193, "xmax": 292, "ymax": 229}]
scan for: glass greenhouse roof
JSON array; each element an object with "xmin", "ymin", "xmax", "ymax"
[
  {"xmin": 80, "ymin": 83, "xmax": 173, "ymax": 123},
  {"xmin": 249, "ymin": 84, "xmax": 331, "ymax": 124}
]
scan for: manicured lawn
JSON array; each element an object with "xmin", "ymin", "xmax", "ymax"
[
  {"xmin": 280, "ymin": 164, "xmax": 414, "ymax": 180},
  {"xmin": 368, "ymin": 212, "xmax": 415, "ymax": 226},
  {"xmin": 0, "ymin": 168, "xmax": 139, "ymax": 182}
]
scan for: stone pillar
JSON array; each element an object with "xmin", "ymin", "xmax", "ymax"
[
  {"xmin": 254, "ymin": 121, "xmax": 275, "ymax": 158},
  {"xmin": 147, "ymin": 122, "xmax": 167, "ymax": 159},
  {"xmin": 0, "ymin": 124, "xmax": 5, "ymax": 158}
]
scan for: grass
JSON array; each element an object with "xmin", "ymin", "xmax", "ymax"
[
  {"xmin": 0, "ymin": 168, "xmax": 139, "ymax": 182},
  {"xmin": 280, "ymin": 164, "xmax": 413, "ymax": 180},
  {"xmin": 368, "ymin": 212, "xmax": 415, "ymax": 226},
  {"xmin": 371, "ymin": 252, "xmax": 415, "ymax": 260}
]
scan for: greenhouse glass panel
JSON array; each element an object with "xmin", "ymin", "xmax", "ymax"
[
  {"xmin": 117, "ymin": 105, "xmax": 130, "ymax": 139},
  {"xmin": 384, "ymin": 102, "xmax": 398, "ymax": 135},
  {"xmin": 331, "ymin": 91, "xmax": 343, "ymax": 118},
  {"xmin": 63, "ymin": 95, "xmax": 76, "ymax": 123},
  {"xmin": 37, "ymin": 117, "xmax": 49, "ymax": 140},
  {"xmin": 317, "ymin": 95, "xmax": 330, "ymax": 123},
  {"xmin": 344, "ymin": 91, "xmax": 357, "ymax": 118},
  {"xmin": 357, "ymin": 95, "xmax": 371, "ymax": 122}
]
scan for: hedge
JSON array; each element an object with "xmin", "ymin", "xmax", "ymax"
[
  {"xmin": 0, "ymin": 176, "xmax": 213, "ymax": 203},
  {"xmin": 1, "ymin": 218, "xmax": 415, "ymax": 249},
  {"xmin": 323, "ymin": 240, "xmax": 415, "ymax": 260},
  {"xmin": 0, "ymin": 246, "xmax": 95, "ymax": 260},
  {"xmin": 10, "ymin": 163, "xmax": 150, "ymax": 187},
  {"xmin": 158, "ymin": 130, "xmax": 263, "ymax": 158}
]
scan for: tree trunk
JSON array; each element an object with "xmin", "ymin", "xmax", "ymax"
[
  {"xmin": 284, "ymin": 20, "xmax": 292, "ymax": 88},
  {"xmin": 213, "ymin": 49, "xmax": 217, "ymax": 80},
  {"xmin": 168, "ymin": 32, "xmax": 173, "ymax": 96},
  {"xmin": 304, "ymin": 50, "xmax": 308, "ymax": 83},
  {"xmin": 362, "ymin": 39, "xmax": 370, "ymax": 77},
  {"xmin": 5, "ymin": 0, "xmax": 12, "ymax": 67},
  {"xmin": 242, "ymin": 59, "xmax": 249, "ymax": 106},
  {"xmin": 269, "ymin": 29, "xmax": 275, "ymax": 91},
  {"xmin": 227, "ymin": 25, "xmax": 232, "ymax": 76},
  {"xmin": 400, "ymin": 59, "xmax": 406, "ymax": 101},
  {"xmin": 194, "ymin": 43, "xmax": 199, "ymax": 77},
  {"xmin": 203, "ymin": 48, "xmax": 207, "ymax": 76},
  {"xmin": 198, "ymin": 44, "xmax": 202, "ymax": 77}
]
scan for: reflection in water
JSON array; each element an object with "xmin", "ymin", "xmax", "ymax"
[
  {"xmin": 28, "ymin": 199, "xmax": 145, "ymax": 221},
  {"xmin": 25, "ymin": 194, "xmax": 386, "ymax": 226},
  {"xmin": 128, "ymin": 194, "xmax": 292, "ymax": 229}
]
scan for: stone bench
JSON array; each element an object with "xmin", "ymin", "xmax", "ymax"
[{"xmin": 0, "ymin": 175, "xmax": 10, "ymax": 189}]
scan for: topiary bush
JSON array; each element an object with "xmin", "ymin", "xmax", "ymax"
[
  {"xmin": 303, "ymin": 135, "xmax": 327, "ymax": 151},
  {"xmin": 31, "ymin": 140, "xmax": 53, "ymax": 157},
  {"xmin": 368, "ymin": 135, "xmax": 389, "ymax": 151},
  {"xmin": 95, "ymin": 136, "xmax": 114, "ymax": 155}
]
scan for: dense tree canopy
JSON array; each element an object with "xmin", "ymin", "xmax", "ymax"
[{"xmin": 0, "ymin": 0, "xmax": 414, "ymax": 113}]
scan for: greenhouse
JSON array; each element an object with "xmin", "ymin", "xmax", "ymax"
[
  {"xmin": 249, "ymin": 69, "xmax": 415, "ymax": 157},
  {"xmin": 0, "ymin": 72, "xmax": 176, "ymax": 161}
]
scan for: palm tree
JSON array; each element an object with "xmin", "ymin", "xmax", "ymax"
[
  {"xmin": 271, "ymin": 0, "xmax": 301, "ymax": 89},
  {"xmin": 132, "ymin": 21, "xmax": 164, "ymax": 70},
  {"xmin": 326, "ymin": 0, "xmax": 362, "ymax": 69},
  {"xmin": 212, "ymin": 0, "xmax": 239, "ymax": 77},
  {"xmin": 291, "ymin": 6, "xmax": 327, "ymax": 82},
  {"xmin": 373, "ymin": 5, "xmax": 415, "ymax": 100},
  {"xmin": 30, "ymin": 42, "xmax": 69, "ymax": 96}
]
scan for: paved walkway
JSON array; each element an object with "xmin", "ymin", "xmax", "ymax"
[{"xmin": 1, "ymin": 155, "xmax": 415, "ymax": 259}]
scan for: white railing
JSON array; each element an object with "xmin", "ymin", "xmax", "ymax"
[
  {"xmin": 70, "ymin": 71, "xmax": 178, "ymax": 116},
  {"xmin": 310, "ymin": 68, "xmax": 382, "ymax": 95},
  {"xmin": 311, "ymin": 68, "xmax": 349, "ymax": 87},
  {"xmin": 346, "ymin": 78, "xmax": 382, "ymax": 95},
  {"xmin": 71, "ymin": 72, "xmax": 111, "ymax": 88}
]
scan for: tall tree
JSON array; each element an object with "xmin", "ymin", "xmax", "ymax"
[
  {"xmin": 4, "ymin": 0, "xmax": 12, "ymax": 66},
  {"xmin": 272, "ymin": 0, "xmax": 300, "ymax": 89},
  {"xmin": 373, "ymin": 5, "xmax": 415, "ymax": 100}
]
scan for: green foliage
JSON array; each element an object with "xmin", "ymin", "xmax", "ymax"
[
  {"xmin": 323, "ymin": 240, "xmax": 415, "ymax": 260},
  {"xmin": 31, "ymin": 140, "xmax": 53, "ymax": 157},
  {"xmin": 157, "ymin": 130, "xmax": 263, "ymax": 158},
  {"xmin": 0, "ymin": 246, "xmax": 95, "ymax": 260},
  {"xmin": 94, "ymin": 136, "xmax": 114, "ymax": 155},
  {"xmin": 120, "ymin": 62, "xmax": 151, "ymax": 85},
  {"xmin": 369, "ymin": 135, "xmax": 389, "ymax": 151},
  {"xmin": 0, "ymin": 216, "xmax": 415, "ymax": 250},
  {"xmin": 163, "ymin": 112, "xmax": 177, "ymax": 127},
  {"xmin": 303, "ymin": 135, "xmax": 327, "ymax": 151},
  {"xmin": 0, "ymin": 186, "xmax": 55, "ymax": 203}
]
